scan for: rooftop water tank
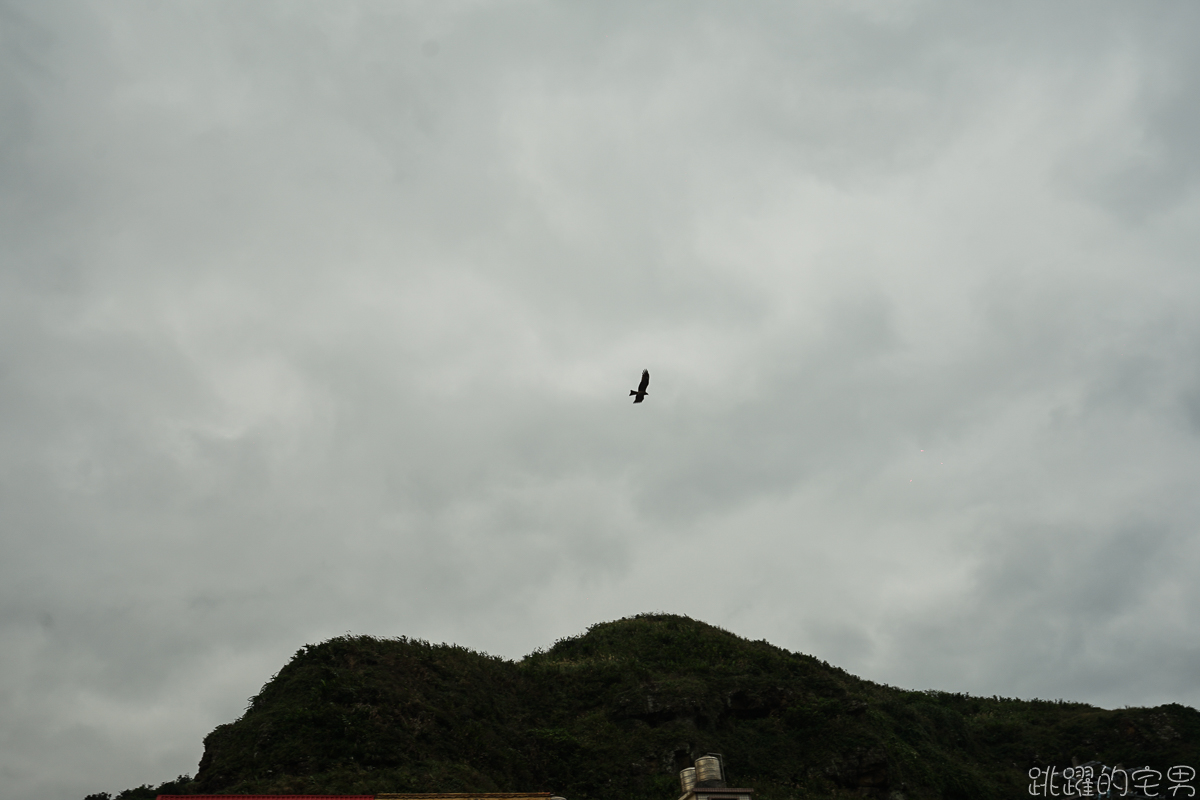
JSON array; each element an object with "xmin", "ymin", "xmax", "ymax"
[
  {"xmin": 695, "ymin": 755, "xmax": 724, "ymax": 788},
  {"xmin": 680, "ymin": 767, "xmax": 697, "ymax": 793}
]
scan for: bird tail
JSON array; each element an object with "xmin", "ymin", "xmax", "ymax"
[{"xmin": 629, "ymin": 390, "xmax": 636, "ymax": 396}]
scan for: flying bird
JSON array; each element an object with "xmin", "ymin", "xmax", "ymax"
[{"xmin": 630, "ymin": 369, "xmax": 650, "ymax": 403}]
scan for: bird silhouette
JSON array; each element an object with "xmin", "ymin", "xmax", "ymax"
[{"xmin": 630, "ymin": 369, "xmax": 649, "ymax": 403}]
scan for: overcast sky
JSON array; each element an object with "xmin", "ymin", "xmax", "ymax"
[{"xmin": 3, "ymin": 2, "xmax": 1200, "ymax": 798}]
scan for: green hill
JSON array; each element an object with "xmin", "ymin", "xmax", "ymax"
[{"xmin": 92, "ymin": 614, "xmax": 1200, "ymax": 799}]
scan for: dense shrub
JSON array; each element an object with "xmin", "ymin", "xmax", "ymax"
[{"xmin": 93, "ymin": 614, "xmax": 1200, "ymax": 800}]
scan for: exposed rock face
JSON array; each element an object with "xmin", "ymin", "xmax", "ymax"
[{"xmin": 824, "ymin": 746, "xmax": 890, "ymax": 797}]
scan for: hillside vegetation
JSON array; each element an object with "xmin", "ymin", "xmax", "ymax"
[{"xmin": 93, "ymin": 614, "xmax": 1200, "ymax": 799}]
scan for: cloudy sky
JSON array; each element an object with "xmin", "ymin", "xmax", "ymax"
[{"xmin": 3, "ymin": 1, "xmax": 1200, "ymax": 797}]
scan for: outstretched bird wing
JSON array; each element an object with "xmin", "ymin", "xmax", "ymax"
[{"xmin": 638, "ymin": 369, "xmax": 650, "ymax": 393}]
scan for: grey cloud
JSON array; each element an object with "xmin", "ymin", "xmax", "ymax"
[{"xmin": 3, "ymin": 2, "xmax": 1200, "ymax": 799}]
